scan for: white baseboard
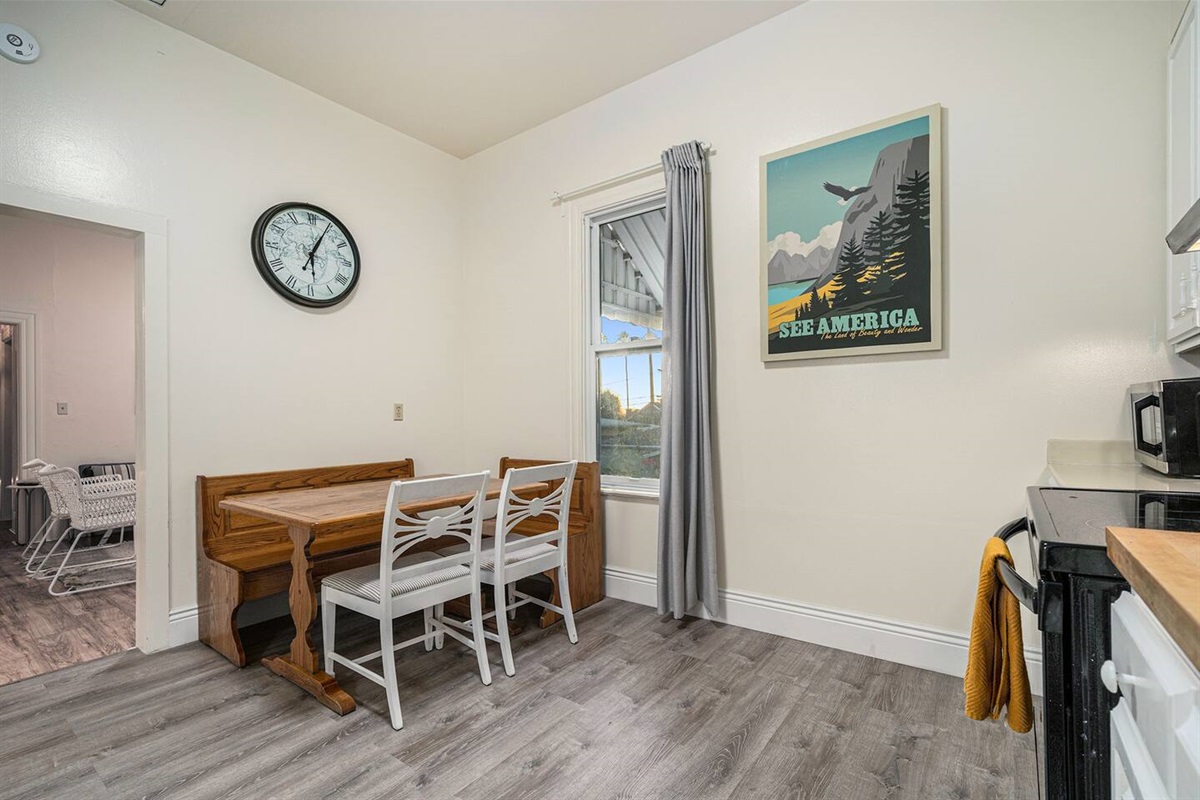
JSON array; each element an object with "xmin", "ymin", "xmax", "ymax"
[
  {"xmin": 167, "ymin": 604, "xmax": 199, "ymax": 648},
  {"xmin": 164, "ymin": 594, "xmax": 295, "ymax": 650},
  {"xmin": 604, "ymin": 566, "xmax": 1044, "ymax": 697}
]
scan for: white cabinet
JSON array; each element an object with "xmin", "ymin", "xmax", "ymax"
[
  {"xmin": 1167, "ymin": 1, "xmax": 1200, "ymax": 352},
  {"xmin": 1105, "ymin": 592, "xmax": 1200, "ymax": 798}
]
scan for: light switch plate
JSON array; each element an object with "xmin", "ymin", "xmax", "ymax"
[
  {"xmin": 393, "ymin": 403, "xmax": 404, "ymax": 421},
  {"xmin": 56, "ymin": 402, "xmax": 68, "ymax": 415}
]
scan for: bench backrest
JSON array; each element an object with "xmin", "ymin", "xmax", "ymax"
[
  {"xmin": 196, "ymin": 460, "xmax": 416, "ymax": 564},
  {"xmin": 497, "ymin": 457, "xmax": 598, "ymax": 538}
]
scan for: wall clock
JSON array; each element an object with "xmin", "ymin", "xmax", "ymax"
[{"xmin": 251, "ymin": 202, "xmax": 360, "ymax": 308}]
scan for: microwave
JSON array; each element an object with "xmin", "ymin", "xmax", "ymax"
[{"xmin": 1128, "ymin": 378, "xmax": 1200, "ymax": 477}]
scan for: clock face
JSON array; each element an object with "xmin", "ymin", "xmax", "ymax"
[{"xmin": 251, "ymin": 203, "xmax": 360, "ymax": 308}]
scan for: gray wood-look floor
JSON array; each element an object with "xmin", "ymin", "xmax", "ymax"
[
  {"xmin": 0, "ymin": 530, "xmax": 135, "ymax": 686},
  {"xmin": 0, "ymin": 597, "xmax": 1039, "ymax": 800}
]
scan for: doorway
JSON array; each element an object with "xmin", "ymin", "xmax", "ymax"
[
  {"xmin": 0, "ymin": 322, "xmax": 19, "ymax": 526},
  {"xmin": 0, "ymin": 180, "xmax": 171, "ymax": 677},
  {"xmin": 0, "ymin": 208, "xmax": 141, "ymax": 684}
]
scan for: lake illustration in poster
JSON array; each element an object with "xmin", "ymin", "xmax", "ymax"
[{"xmin": 760, "ymin": 105, "xmax": 942, "ymax": 362}]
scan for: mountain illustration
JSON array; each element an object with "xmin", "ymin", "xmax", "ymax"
[
  {"xmin": 766, "ymin": 245, "xmax": 833, "ymax": 284},
  {"xmin": 823, "ymin": 134, "xmax": 930, "ymax": 281}
]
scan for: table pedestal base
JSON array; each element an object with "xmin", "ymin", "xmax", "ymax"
[{"xmin": 261, "ymin": 655, "xmax": 356, "ymax": 715}]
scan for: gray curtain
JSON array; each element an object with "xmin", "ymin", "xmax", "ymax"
[{"xmin": 657, "ymin": 141, "xmax": 717, "ymax": 619}]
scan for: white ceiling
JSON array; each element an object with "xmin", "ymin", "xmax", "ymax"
[{"xmin": 116, "ymin": 0, "xmax": 801, "ymax": 158}]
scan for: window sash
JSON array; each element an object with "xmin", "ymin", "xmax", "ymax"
[{"xmin": 585, "ymin": 195, "xmax": 666, "ymax": 493}]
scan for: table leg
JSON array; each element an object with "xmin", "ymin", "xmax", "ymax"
[{"xmin": 261, "ymin": 523, "xmax": 356, "ymax": 715}]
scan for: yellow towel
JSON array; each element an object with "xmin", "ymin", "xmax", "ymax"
[{"xmin": 964, "ymin": 537, "xmax": 1034, "ymax": 733}]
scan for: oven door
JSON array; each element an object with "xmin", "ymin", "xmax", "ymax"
[{"xmin": 995, "ymin": 517, "xmax": 1075, "ymax": 799}]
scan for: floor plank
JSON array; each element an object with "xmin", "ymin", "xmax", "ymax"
[
  {"xmin": 0, "ymin": 598, "xmax": 1040, "ymax": 800},
  {"xmin": 0, "ymin": 529, "xmax": 135, "ymax": 686}
]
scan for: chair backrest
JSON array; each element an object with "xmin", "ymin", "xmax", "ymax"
[
  {"xmin": 498, "ymin": 457, "xmax": 598, "ymax": 539},
  {"xmin": 379, "ymin": 472, "xmax": 490, "ymax": 602},
  {"xmin": 493, "ymin": 461, "xmax": 577, "ymax": 566}
]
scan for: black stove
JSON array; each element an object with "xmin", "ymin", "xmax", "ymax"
[{"xmin": 1004, "ymin": 488, "xmax": 1200, "ymax": 799}]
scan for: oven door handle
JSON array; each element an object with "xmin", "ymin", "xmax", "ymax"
[{"xmin": 993, "ymin": 517, "xmax": 1039, "ymax": 613}]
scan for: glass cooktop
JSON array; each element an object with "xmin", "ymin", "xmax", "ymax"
[{"xmin": 1035, "ymin": 488, "xmax": 1200, "ymax": 545}]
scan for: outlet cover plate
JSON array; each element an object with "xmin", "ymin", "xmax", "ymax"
[{"xmin": 393, "ymin": 403, "xmax": 404, "ymax": 421}]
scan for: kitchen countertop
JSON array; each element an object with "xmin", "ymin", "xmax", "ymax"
[
  {"xmin": 1107, "ymin": 526, "xmax": 1200, "ymax": 671},
  {"xmin": 1047, "ymin": 439, "xmax": 1200, "ymax": 492}
]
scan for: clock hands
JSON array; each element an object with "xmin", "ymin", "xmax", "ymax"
[{"xmin": 302, "ymin": 223, "xmax": 332, "ymax": 276}]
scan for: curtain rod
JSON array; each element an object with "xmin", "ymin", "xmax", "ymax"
[{"xmin": 550, "ymin": 142, "xmax": 714, "ymax": 206}]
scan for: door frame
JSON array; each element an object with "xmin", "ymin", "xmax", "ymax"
[
  {"xmin": 0, "ymin": 181, "xmax": 171, "ymax": 653},
  {"xmin": 0, "ymin": 310, "xmax": 37, "ymax": 475}
]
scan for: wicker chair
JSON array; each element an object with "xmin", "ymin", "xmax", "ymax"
[
  {"xmin": 24, "ymin": 462, "xmax": 124, "ymax": 575},
  {"xmin": 36, "ymin": 465, "xmax": 136, "ymax": 596}
]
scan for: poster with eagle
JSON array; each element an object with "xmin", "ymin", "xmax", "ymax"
[{"xmin": 760, "ymin": 105, "xmax": 942, "ymax": 362}]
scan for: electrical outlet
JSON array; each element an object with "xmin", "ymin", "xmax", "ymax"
[
  {"xmin": 56, "ymin": 402, "xmax": 68, "ymax": 416},
  {"xmin": 393, "ymin": 403, "xmax": 404, "ymax": 421}
]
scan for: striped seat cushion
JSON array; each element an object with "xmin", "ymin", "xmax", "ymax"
[
  {"xmin": 322, "ymin": 552, "xmax": 469, "ymax": 603},
  {"xmin": 79, "ymin": 462, "xmax": 136, "ymax": 480},
  {"xmin": 435, "ymin": 538, "xmax": 559, "ymax": 571}
]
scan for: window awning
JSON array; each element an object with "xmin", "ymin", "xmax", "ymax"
[{"xmin": 601, "ymin": 209, "xmax": 666, "ymax": 330}]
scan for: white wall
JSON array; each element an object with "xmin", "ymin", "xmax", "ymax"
[
  {"xmin": 461, "ymin": 1, "xmax": 1200, "ymax": 635},
  {"xmin": 0, "ymin": 211, "xmax": 136, "ymax": 469},
  {"xmin": 0, "ymin": 0, "xmax": 467, "ymax": 612}
]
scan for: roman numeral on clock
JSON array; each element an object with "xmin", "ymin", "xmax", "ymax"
[
  {"xmin": 285, "ymin": 275, "xmax": 298, "ymax": 289},
  {"xmin": 269, "ymin": 258, "xmax": 283, "ymax": 270},
  {"xmin": 334, "ymin": 272, "xmax": 349, "ymax": 285}
]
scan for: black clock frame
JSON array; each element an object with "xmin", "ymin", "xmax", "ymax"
[{"xmin": 250, "ymin": 202, "xmax": 361, "ymax": 309}]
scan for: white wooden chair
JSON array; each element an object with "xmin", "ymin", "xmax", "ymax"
[
  {"xmin": 36, "ymin": 465, "xmax": 136, "ymax": 596},
  {"xmin": 321, "ymin": 472, "xmax": 493, "ymax": 730},
  {"xmin": 441, "ymin": 461, "xmax": 578, "ymax": 678}
]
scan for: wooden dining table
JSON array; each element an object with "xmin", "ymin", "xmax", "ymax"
[{"xmin": 218, "ymin": 474, "xmax": 546, "ymax": 714}]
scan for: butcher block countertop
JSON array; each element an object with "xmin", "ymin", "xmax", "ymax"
[{"xmin": 1107, "ymin": 526, "xmax": 1200, "ymax": 671}]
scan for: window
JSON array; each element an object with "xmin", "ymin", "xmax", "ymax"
[{"xmin": 585, "ymin": 198, "xmax": 667, "ymax": 493}]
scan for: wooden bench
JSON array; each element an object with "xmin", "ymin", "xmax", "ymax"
[
  {"xmin": 497, "ymin": 457, "xmax": 604, "ymax": 627},
  {"xmin": 196, "ymin": 460, "xmax": 416, "ymax": 667}
]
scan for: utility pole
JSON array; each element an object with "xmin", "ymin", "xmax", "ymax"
[
  {"xmin": 648, "ymin": 352, "xmax": 655, "ymax": 405},
  {"xmin": 624, "ymin": 355, "xmax": 630, "ymax": 412}
]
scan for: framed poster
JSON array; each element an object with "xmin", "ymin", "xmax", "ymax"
[{"xmin": 760, "ymin": 104, "xmax": 942, "ymax": 362}]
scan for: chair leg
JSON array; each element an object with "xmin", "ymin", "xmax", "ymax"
[
  {"xmin": 23, "ymin": 517, "xmax": 60, "ymax": 573},
  {"xmin": 423, "ymin": 607, "xmax": 434, "ymax": 652},
  {"xmin": 321, "ymin": 592, "xmax": 336, "ymax": 676},
  {"xmin": 557, "ymin": 563, "xmax": 579, "ymax": 645},
  {"xmin": 469, "ymin": 587, "xmax": 493, "ymax": 686},
  {"xmin": 434, "ymin": 603, "xmax": 445, "ymax": 650},
  {"xmin": 30, "ymin": 523, "xmax": 72, "ymax": 577},
  {"xmin": 378, "ymin": 616, "xmax": 403, "ymax": 730},
  {"xmin": 21, "ymin": 516, "xmax": 53, "ymax": 562},
  {"xmin": 494, "ymin": 581, "xmax": 516, "ymax": 678}
]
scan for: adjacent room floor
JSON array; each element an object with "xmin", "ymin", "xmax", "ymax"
[
  {"xmin": 0, "ymin": 530, "xmax": 135, "ymax": 686},
  {"xmin": 0, "ymin": 597, "xmax": 1038, "ymax": 800}
]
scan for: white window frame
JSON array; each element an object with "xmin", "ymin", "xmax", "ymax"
[{"xmin": 565, "ymin": 174, "xmax": 667, "ymax": 498}]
